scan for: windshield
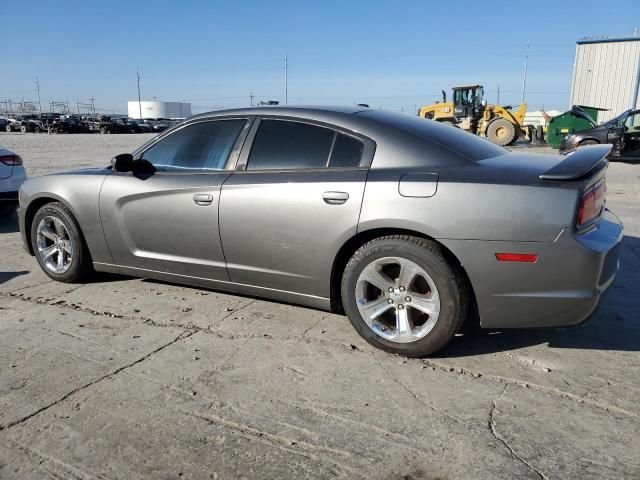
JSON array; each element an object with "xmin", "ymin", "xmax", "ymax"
[{"xmin": 607, "ymin": 110, "xmax": 630, "ymax": 127}]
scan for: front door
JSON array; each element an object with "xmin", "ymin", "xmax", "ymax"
[
  {"xmin": 621, "ymin": 110, "xmax": 640, "ymax": 158},
  {"xmin": 100, "ymin": 118, "xmax": 250, "ymax": 280},
  {"xmin": 219, "ymin": 118, "xmax": 373, "ymax": 298}
]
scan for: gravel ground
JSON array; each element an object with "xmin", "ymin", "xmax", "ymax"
[{"xmin": 1, "ymin": 133, "xmax": 639, "ymax": 479}]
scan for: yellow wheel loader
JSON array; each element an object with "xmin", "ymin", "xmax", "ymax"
[{"xmin": 418, "ymin": 85, "xmax": 529, "ymax": 146}]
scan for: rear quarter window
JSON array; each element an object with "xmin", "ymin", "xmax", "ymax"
[{"xmin": 358, "ymin": 110, "xmax": 506, "ymax": 162}]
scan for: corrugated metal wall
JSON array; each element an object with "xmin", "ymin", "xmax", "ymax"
[{"xmin": 570, "ymin": 39, "xmax": 640, "ymax": 122}]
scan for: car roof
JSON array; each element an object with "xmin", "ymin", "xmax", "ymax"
[{"xmin": 189, "ymin": 105, "xmax": 370, "ymax": 122}]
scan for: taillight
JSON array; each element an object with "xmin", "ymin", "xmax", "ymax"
[
  {"xmin": 0, "ymin": 154, "xmax": 23, "ymax": 166},
  {"xmin": 577, "ymin": 180, "xmax": 605, "ymax": 229}
]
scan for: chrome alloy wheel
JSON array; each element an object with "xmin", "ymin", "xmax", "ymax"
[
  {"xmin": 355, "ymin": 257, "xmax": 440, "ymax": 343},
  {"xmin": 36, "ymin": 216, "xmax": 73, "ymax": 274}
]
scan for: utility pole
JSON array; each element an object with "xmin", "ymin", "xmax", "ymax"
[
  {"xmin": 35, "ymin": 77, "xmax": 42, "ymax": 117},
  {"xmin": 497, "ymin": 85, "xmax": 500, "ymax": 105},
  {"xmin": 136, "ymin": 68, "xmax": 142, "ymax": 119},
  {"xmin": 89, "ymin": 97, "xmax": 96, "ymax": 115},
  {"xmin": 284, "ymin": 52, "xmax": 288, "ymax": 105},
  {"xmin": 521, "ymin": 42, "xmax": 530, "ymax": 104},
  {"xmin": 250, "ymin": 92, "xmax": 255, "ymax": 106}
]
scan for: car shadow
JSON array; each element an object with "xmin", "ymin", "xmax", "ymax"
[
  {"xmin": 0, "ymin": 270, "xmax": 29, "ymax": 285},
  {"xmin": 440, "ymin": 234, "xmax": 640, "ymax": 356},
  {"xmin": 0, "ymin": 210, "xmax": 19, "ymax": 233}
]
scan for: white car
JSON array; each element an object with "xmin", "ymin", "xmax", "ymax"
[{"xmin": 0, "ymin": 147, "xmax": 27, "ymax": 217}]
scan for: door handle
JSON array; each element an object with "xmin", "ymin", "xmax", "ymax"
[
  {"xmin": 322, "ymin": 191, "xmax": 349, "ymax": 205},
  {"xmin": 193, "ymin": 193, "xmax": 214, "ymax": 206}
]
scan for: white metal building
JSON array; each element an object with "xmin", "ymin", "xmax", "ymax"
[
  {"xmin": 127, "ymin": 101, "xmax": 192, "ymax": 120},
  {"xmin": 570, "ymin": 36, "xmax": 640, "ymax": 122}
]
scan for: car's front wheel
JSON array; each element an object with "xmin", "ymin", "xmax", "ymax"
[
  {"xmin": 30, "ymin": 202, "xmax": 92, "ymax": 283},
  {"xmin": 341, "ymin": 235, "xmax": 468, "ymax": 357}
]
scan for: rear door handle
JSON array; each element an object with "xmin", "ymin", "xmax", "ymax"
[
  {"xmin": 322, "ymin": 191, "xmax": 349, "ymax": 205},
  {"xmin": 193, "ymin": 193, "xmax": 214, "ymax": 206}
]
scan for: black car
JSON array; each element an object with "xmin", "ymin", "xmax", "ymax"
[
  {"xmin": 50, "ymin": 115, "xmax": 88, "ymax": 134},
  {"xmin": 123, "ymin": 118, "xmax": 153, "ymax": 133},
  {"xmin": 559, "ymin": 107, "xmax": 640, "ymax": 159},
  {"xmin": 84, "ymin": 116, "xmax": 131, "ymax": 134},
  {"xmin": 5, "ymin": 115, "xmax": 43, "ymax": 133}
]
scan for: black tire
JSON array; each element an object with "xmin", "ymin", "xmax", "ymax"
[
  {"xmin": 578, "ymin": 139, "xmax": 598, "ymax": 147},
  {"xmin": 30, "ymin": 202, "xmax": 93, "ymax": 283},
  {"xmin": 341, "ymin": 235, "xmax": 468, "ymax": 357},
  {"xmin": 20, "ymin": 125, "xmax": 27, "ymax": 133},
  {"xmin": 486, "ymin": 118, "xmax": 517, "ymax": 146},
  {"xmin": 535, "ymin": 125, "xmax": 544, "ymax": 143},
  {"xmin": 34, "ymin": 126, "xmax": 41, "ymax": 133},
  {"xmin": 5, "ymin": 124, "xmax": 12, "ymax": 132}
]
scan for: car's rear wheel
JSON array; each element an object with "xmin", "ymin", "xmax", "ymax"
[
  {"xmin": 30, "ymin": 202, "xmax": 92, "ymax": 283},
  {"xmin": 20, "ymin": 126, "xmax": 27, "ymax": 133},
  {"xmin": 5, "ymin": 124, "xmax": 12, "ymax": 132},
  {"xmin": 341, "ymin": 235, "xmax": 468, "ymax": 357}
]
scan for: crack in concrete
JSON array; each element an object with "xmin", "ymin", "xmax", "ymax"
[
  {"xmin": 419, "ymin": 359, "xmax": 639, "ymax": 419},
  {"xmin": 6, "ymin": 279, "xmax": 54, "ymax": 294},
  {"xmin": 181, "ymin": 409, "xmax": 365, "ymax": 478},
  {"xmin": 390, "ymin": 376, "xmax": 469, "ymax": 426},
  {"xmin": 4, "ymin": 291, "xmax": 639, "ymax": 420},
  {"xmin": 300, "ymin": 313, "xmax": 329, "ymax": 337},
  {"xmin": 0, "ymin": 329, "xmax": 193, "ymax": 432},
  {"xmin": 488, "ymin": 385, "xmax": 547, "ymax": 480},
  {"xmin": 372, "ymin": 352, "xmax": 469, "ymax": 426},
  {"xmin": 7, "ymin": 438, "xmax": 111, "ymax": 480}
]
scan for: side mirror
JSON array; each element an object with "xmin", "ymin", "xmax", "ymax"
[{"xmin": 111, "ymin": 153, "xmax": 133, "ymax": 172}]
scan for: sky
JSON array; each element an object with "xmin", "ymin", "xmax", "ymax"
[{"xmin": 2, "ymin": 0, "xmax": 639, "ymax": 115}]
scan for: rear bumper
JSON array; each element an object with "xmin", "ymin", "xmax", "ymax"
[{"xmin": 441, "ymin": 209, "xmax": 623, "ymax": 328}]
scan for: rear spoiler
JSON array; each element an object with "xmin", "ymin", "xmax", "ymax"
[{"xmin": 539, "ymin": 144, "xmax": 612, "ymax": 181}]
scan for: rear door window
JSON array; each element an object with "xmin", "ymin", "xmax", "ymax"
[{"xmin": 247, "ymin": 120, "xmax": 335, "ymax": 170}]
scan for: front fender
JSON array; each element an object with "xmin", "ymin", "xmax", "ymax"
[{"xmin": 19, "ymin": 172, "xmax": 113, "ymax": 263}]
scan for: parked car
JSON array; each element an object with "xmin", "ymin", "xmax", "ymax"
[
  {"xmin": 123, "ymin": 118, "xmax": 153, "ymax": 133},
  {"xmin": 49, "ymin": 115, "xmax": 88, "ymax": 134},
  {"xmin": 84, "ymin": 116, "xmax": 131, "ymax": 134},
  {"xmin": 17, "ymin": 106, "xmax": 622, "ymax": 356},
  {"xmin": 559, "ymin": 107, "xmax": 640, "ymax": 159},
  {"xmin": 143, "ymin": 118, "xmax": 171, "ymax": 132},
  {"xmin": 0, "ymin": 116, "xmax": 7, "ymax": 130},
  {"xmin": 0, "ymin": 147, "xmax": 27, "ymax": 217},
  {"xmin": 5, "ymin": 116, "xmax": 41, "ymax": 133}
]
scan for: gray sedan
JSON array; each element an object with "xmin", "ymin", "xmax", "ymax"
[{"xmin": 17, "ymin": 106, "xmax": 622, "ymax": 356}]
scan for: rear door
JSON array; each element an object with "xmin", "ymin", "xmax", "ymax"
[
  {"xmin": 100, "ymin": 117, "xmax": 251, "ymax": 280},
  {"xmin": 219, "ymin": 118, "xmax": 374, "ymax": 298}
]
